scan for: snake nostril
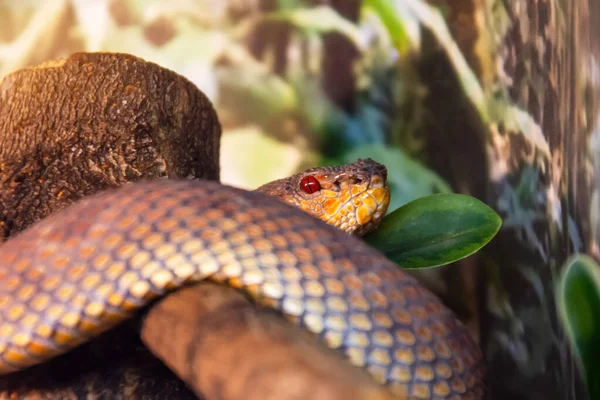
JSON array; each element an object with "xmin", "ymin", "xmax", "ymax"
[{"xmin": 348, "ymin": 177, "xmax": 362, "ymax": 185}]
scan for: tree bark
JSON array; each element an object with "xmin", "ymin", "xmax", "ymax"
[
  {"xmin": 416, "ymin": 0, "xmax": 598, "ymax": 399},
  {"xmin": 0, "ymin": 51, "xmax": 221, "ymax": 241}
]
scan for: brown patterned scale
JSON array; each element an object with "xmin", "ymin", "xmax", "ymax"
[{"xmin": 0, "ymin": 179, "xmax": 485, "ymax": 399}]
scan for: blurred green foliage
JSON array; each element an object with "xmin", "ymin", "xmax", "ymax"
[{"xmin": 0, "ymin": 0, "xmax": 476, "ymax": 207}]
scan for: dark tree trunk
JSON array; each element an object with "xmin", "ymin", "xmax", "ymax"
[{"xmin": 417, "ymin": 0, "xmax": 598, "ymax": 399}]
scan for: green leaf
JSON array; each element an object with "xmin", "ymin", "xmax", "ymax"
[
  {"xmin": 557, "ymin": 254, "xmax": 600, "ymax": 399},
  {"xmin": 362, "ymin": 0, "xmax": 419, "ymax": 55},
  {"xmin": 364, "ymin": 193, "xmax": 501, "ymax": 269}
]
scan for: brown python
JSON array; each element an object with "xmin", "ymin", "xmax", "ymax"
[{"xmin": 0, "ymin": 52, "xmax": 484, "ymax": 399}]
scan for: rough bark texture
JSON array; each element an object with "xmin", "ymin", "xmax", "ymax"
[
  {"xmin": 482, "ymin": 1, "xmax": 593, "ymax": 398},
  {"xmin": 417, "ymin": 0, "xmax": 597, "ymax": 399},
  {"xmin": 141, "ymin": 283, "xmax": 399, "ymax": 400},
  {"xmin": 0, "ymin": 51, "xmax": 221, "ymax": 241}
]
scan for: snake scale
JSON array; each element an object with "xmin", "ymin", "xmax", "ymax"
[{"xmin": 0, "ymin": 52, "xmax": 484, "ymax": 399}]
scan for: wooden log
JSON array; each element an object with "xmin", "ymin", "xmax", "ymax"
[{"xmin": 141, "ymin": 283, "xmax": 400, "ymax": 400}]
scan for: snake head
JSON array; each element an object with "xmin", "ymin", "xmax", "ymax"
[{"xmin": 256, "ymin": 158, "xmax": 390, "ymax": 236}]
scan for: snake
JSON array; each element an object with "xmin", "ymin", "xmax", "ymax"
[{"xmin": 0, "ymin": 52, "xmax": 485, "ymax": 399}]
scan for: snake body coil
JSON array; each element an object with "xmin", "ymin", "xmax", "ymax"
[
  {"xmin": 0, "ymin": 180, "xmax": 484, "ymax": 399},
  {"xmin": 0, "ymin": 52, "xmax": 485, "ymax": 399}
]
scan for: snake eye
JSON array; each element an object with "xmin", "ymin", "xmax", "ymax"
[{"xmin": 300, "ymin": 176, "xmax": 321, "ymax": 194}]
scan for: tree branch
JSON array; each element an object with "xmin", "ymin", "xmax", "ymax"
[{"xmin": 141, "ymin": 283, "xmax": 401, "ymax": 400}]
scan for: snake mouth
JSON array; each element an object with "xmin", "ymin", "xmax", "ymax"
[{"xmin": 323, "ymin": 173, "xmax": 390, "ymax": 236}]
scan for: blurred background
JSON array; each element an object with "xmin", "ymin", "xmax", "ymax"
[
  {"xmin": 1, "ymin": 1, "xmax": 598, "ymax": 399},
  {"xmin": 0, "ymin": 0, "xmax": 454, "ymax": 209}
]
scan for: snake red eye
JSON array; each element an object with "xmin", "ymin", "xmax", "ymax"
[{"xmin": 300, "ymin": 176, "xmax": 321, "ymax": 194}]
